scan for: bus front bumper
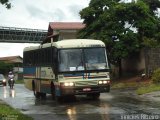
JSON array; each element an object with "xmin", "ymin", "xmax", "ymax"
[{"xmin": 60, "ymin": 85, "xmax": 110, "ymax": 96}]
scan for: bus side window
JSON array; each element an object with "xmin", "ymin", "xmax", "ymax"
[
  {"xmin": 47, "ymin": 47, "xmax": 52, "ymax": 65},
  {"xmin": 52, "ymin": 47, "xmax": 58, "ymax": 70}
]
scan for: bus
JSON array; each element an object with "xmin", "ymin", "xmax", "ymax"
[{"xmin": 23, "ymin": 39, "xmax": 110, "ymax": 100}]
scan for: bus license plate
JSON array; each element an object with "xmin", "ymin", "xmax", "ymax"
[{"xmin": 83, "ymin": 88, "xmax": 91, "ymax": 91}]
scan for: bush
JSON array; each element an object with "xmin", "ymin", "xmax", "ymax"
[
  {"xmin": 0, "ymin": 61, "xmax": 14, "ymax": 74},
  {"xmin": 136, "ymin": 84, "xmax": 160, "ymax": 95},
  {"xmin": 151, "ymin": 68, "xmax": 160, "ymax": 83}
]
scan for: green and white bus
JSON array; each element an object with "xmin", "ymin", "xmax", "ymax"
[{"xmin": 23, "ymin": 39, "xmax": 110, "ymax": 100}]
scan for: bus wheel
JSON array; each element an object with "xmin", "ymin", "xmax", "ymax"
[
  {"xmin": 55, "ymin": 96, "xmax": 62, "ymax": 102},
  {"xmin": 35, "ymin": 92, "xmax": 46, "ymax": 99},
  {"xmin": 87, "ymin": 93, "xmax": 100, "ymax": 99},
  {"xmin": 64, "ymin": 95, "xmax": 76, "ymax": 102},
  {"xmin": 32, "ymin": 80, "xmax": 36, "ymax": 96},
  {"xmin": 32, "ymin": 80, "xmax": 43, "ymax": 99},
  {"xmin": 51, "ymin": 82, "xmax": 55, "ymax": 99},
  {"xmin": 35, "ymin": 92, "xmax": 41, "ymax": 98},
  {"xmin": 41, "ymin": 93, "xmax": 46, "ymax": 99}
]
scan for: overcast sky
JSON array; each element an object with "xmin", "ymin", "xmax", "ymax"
[{"xmin": 0, "ymin": 0, "xmax": 90, "ymax": 57}]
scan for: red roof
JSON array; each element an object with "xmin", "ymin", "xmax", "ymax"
[
  {"xmin": 0, "ymin": 56, "xmax": 22, "ymax": 63},
  {"xmin": 49, "ymin": 22, "xmax": 85, "ymax": 30}
]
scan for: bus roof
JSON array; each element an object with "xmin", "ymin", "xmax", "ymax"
[
  {"xmin": 55, "ymin": 39, "xmax": 105, "ymax": 48},
  {"xmin": 24, "ymin": 39, "xmax": 105, "ymax": 51}
]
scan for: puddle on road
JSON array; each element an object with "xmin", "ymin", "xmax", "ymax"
[
  {"xmin": 1, "ymin": 85, "xmax": 160, "ymax": 120},
  {"xmin": 2, "ymin": 86, "xmax": 16, "ymax": 98}
]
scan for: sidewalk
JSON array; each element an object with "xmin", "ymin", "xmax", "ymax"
[
  {"xmin": 113, "ymin": 76, "xmax": 160, "ymax": 102},
  {"xmin": 0, "ymin": 99, "xmax": 5, "ymax": 104},
  {"xmin": 140, "ymin": 91, "xmax": 160, "ymax": 102}
]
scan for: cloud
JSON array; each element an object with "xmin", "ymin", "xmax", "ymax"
[
  {"xmin": 0, "ymin": 0, "xmax": 90, "ymax": 29},
  {"xmin": 26, "ymin": 5, "xmax": 46, "ymax": 19},
  {"xmin": 24, "ymin": 2, "xmax": 86, "ymax": 22},
  {"xmin": 50, "ymin": 8, "xmax": 66, "ymax": 21},
  {"xmin": 0, "ymin": 43, "xmax": 39, "ymax": 57},
  {"xmin": 0, "ymin": 0, "xmax": 90, "ymax": 57},
  {"xmin": 68, "ymin": 4, "xmax": 84, "ymax": 21}
]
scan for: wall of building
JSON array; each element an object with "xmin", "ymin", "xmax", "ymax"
[
  {"xmin": 59, "ymin": 32, "xmax": 77, "ymax": 40},
  {"xmin": 121, "ymin": 49, "xmax": 146, "ymax": 76},
  {"xmin": 121, "ymin": 48, "xmax": 160, "ymax": 77},
  {"xmin": 145, "ymin": 48, "xmax": 160, "ymax": 76},
  {"xmin": 54, "ymin": 30, "xmax": 78, "ymax": 40}
]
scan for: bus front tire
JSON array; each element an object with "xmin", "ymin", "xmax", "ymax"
[
  {"xmin": 32, "ymin": 80, "xmax": 36, "ymax": 96},
  {"xmin": 87, "ymin": 93, "xmax": 100, "ymax": 99},
  {"xmin": 51, "ymin": 82, "xmax": 55, "ymax": 99},
  {"xmin": 40, "ymin": 92, "xmax": 46, "ymax": 99},
  {"xmin": 55, "ymin": 95, "xmax": 62, "ymax": 102},
  {"xmin": 35, "ymin": 92, "xmax": 41, "ymax": 98}
]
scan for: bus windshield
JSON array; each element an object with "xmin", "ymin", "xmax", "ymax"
[{"xmin": 59, "ymin": 48, "xmax": 108, "ymax": 72}]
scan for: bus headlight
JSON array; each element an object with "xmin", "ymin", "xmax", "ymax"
[
  {"xmin": 62, "ymin": 82, "xmax": 74, "ymax": 87},
  {"xmin": 98, "ymin": 81, "xmax": 103, "ymax": 84},
  {"xmin": 103, "ymin": 81, "xmax": 107, "ymax": 84},
  {"xmin": 98, "ymin": 80, "xmax": 110, "ymax": 85},
  {"xmin": 3, "ymin": 79, "xmax": 6, "ymax": 82}
]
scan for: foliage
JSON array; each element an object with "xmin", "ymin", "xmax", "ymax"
[
  {"xmin": 0, "ymin": 102, "xmax": 33, "ymax": 120},
  {"xmin": 151, "ymin": 68, "xmax": 160, "ymax": 83},
  {"xmin": 15, "ymin": 79, "xmax": 24, "ymax": 84},
  {"xmin": 78, "ymin": 0, "xmax": 160, "ymax": 65},
  {"xmin": 136, "ymin": 84, "xmax": 160, "ymax": 95},
  {"xmin": 111, "ymin": 77, "xmax": 151, "ymax": 89},
  {"xmin": 112, "ymin": 82, "xmax": 138, "ymax": 89},
  {"xmin": 0, "ymin": 0, "xmax": 11, "ymax": 9},
  {"xmin": 142, "ymin": 37, "xmax": 160, "ymax": 48},
  {"xmin": 0, "ymin": 61, "xmax": 13, "ymax": 74}
]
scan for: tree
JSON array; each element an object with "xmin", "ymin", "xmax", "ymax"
[
  {"xmin": 0, "ymin": 0, "xmax": 11, "ymax": 9},
  {"xmin": 78, "ymin": 0, "xmax": 160, "ymax": 76},
  {"xmin": 0, "ymin": 61, "xmax": 13, "ymax": 74}
]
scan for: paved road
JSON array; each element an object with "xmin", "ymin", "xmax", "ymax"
[{"xmin": 0, "ymin": 84, "xmax": 160, "ymax": 120}]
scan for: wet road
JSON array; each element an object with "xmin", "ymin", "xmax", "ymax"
[{"xmin": 0, "ymin": 84, "xmax": 160, "ymax": 120}]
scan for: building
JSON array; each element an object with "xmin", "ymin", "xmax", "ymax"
[
  {"xmin": 47, "ymin": 22, "xmax": 85, "ymax": 41},
  {"xmin": 0, "ymin": 56, "xmax": 23, "ymax": 80}
]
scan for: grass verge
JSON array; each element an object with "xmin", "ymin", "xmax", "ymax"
[
  {"xmin": 15, "ymin": 80, "xmax": 24, "ymax": 84},
  {"xmin": 112, "ymin": 78, "xmax": 160, "ymax": 95},
  {"xmin": 0, "ymin": 101, "xmax": 33, "ymax": 120},
  {"xmin": 136, "ymin": 84, "xmax": 160, "ymax": 95},
  {"xmin": 111, "ymin": 82, "xmax": 139, "ymax": 89}
]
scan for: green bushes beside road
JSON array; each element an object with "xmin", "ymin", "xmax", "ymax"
[
  {"xmin": 15, "ymin": 79, "xmax": 24, "ymax": 84},
  {"xmin": 111, "ymin": 71, "xmax": 160, "ymax": 95},
  {"xmin": 0, "ymin": 100, "xmax": 33, "ymax": 120},
  {"xmin": 136, "ymin": 68, "xmax": 160, "ymax": 95},
  {"xmin": 151, "ymin": 68, "xmax": 160, "ymax": 84},
  {"xmin": 136, "ymin": 84, "xmax": 160, "ymax": 95}
]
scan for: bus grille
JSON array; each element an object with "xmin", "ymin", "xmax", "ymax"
[{"xmin": 75, "ymin": 81, "xmax": 98, "ymax": 87}]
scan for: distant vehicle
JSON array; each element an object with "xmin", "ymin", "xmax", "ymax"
[
  {"xmin": 23, "ymin": 39, "xmax": 110, "ymax": 100},
  {"xmin": 0, "ymin": 74, "xmax": 7, "ymax": 86},
  {"xmin": 8, "ymin": 78, "xmax": 14, "ymax": 89},
  {"xmin": 8, "ymin": 71, "xmax": 15, "ymax": 89}
]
